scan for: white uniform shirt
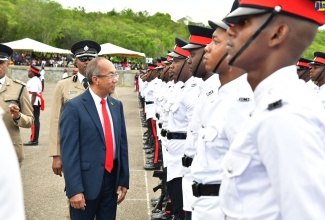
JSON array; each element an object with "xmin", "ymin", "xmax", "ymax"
[
  {"xmin": 0, "ymin": 108, "xmax": 25, "ymax": 219},
  {"xmin": 26, "ymin": 76, "xmax": 42, "ymax": 105},
  {"xmin": 166, "ymin": 77, "xmax": 200, "ymax": 181},
  {"xmin": 182, "ymin": 74, "xmax": 220, "ymax": 212},
  {"xmin": 191, "ymin": 74, "xmax": 254, "ymax": 184},
  {"xmin": 317, "ymin": 84, "xmax": 325, "ymax": 108},
  {"xmin": 220, "ymin": 66, "xmax": 325, "ymax": 220},
  {"xmin": 306, "ymin": 79, "xmax": 319, "ymax": 94}
]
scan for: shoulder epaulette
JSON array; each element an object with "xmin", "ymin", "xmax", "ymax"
[
  {"xmin": 267, "ymin": 99, "xmax": 282, "ymax": 111},
  {"xmin": 62, "ymin": 76, "xmax": 72, "ymax": 80},
  {"xmin": 12, "ymin": 79, "xmax": 26, "ymax": 86}
]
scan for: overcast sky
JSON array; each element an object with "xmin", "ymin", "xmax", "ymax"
[
  {"xmin": 52, "ymin": 0, "xmax": 235, "ymax": 25},
  {"xmin": 53, "ymin": 0, "xmax": 324, "ymax": 29}
]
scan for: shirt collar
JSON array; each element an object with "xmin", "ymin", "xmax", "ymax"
[
  {"xmin": 254, "ymin": 65, "xmax": 297, "ymax": 106},
  {"xmin": 77, "ymin": 72, "xmax": 85, "ymax": 84},
  {"xmin": 89, "ymin": 87, "xmax": 108, "ymax": 104}
]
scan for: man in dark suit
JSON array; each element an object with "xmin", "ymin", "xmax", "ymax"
[{"xmin": 60, "ymin": 57, "xmax": 129, "ymax": 220}]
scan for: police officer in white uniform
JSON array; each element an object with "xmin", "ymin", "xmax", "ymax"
[
  {"xmin": 181, "ymin": 24, "xmax": 215, "ymax": 219},
  {"xmin": 220, "ymin": 1, "xmax": 325, "ymax": 219},
  {"xmin": 189, "ymin": 19, "xmax": 254, "ymax": 220},
  {"xmin": 296, "ymin": 57, "xmax": 319, "ymax": 94},
  {"xmin": 166, "ymin": 37, "xmax": 200, "ymax": 220},
  {"xmin": 309, "ymin": 52, "xmax": 325, "ymax": 107}
]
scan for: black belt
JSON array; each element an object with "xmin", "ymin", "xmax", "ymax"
[
  {"xmin": 182, "ymin": 155, "xmax": 193, "ymax": 167},
  {"xmin": 167, "ymin": 132, "xmax": 187, "ymax": 140},
  {"xmin": 161, "ymin": 129, "xmax": 167, "ymax": 137},
  {"xmin": 192, "ymin": 181, "xmax": 220, "ymax": 197},
  {"xmin": 146, "ymin": 101, "xmax": 154, "ymax": 104}
]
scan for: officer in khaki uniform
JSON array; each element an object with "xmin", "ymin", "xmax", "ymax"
[
  {"xmin": 48, "ymin": 40, "xmax": 101, "ymax": 220},
  {"xmin": 48, "ymin": 40, "xmax": 102, "ymax": 176},
  {"xmin": 0, "ymin": 44, "xmax": 34, "ymax": 165}
]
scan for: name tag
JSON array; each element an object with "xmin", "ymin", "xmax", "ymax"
[
  {"xmin": 68, "ymin": 90, "xmax": 78, "ymax": 95},
  {"xmin": 238, "ymin": 97, "xmax": 250, "ymax": 102}
]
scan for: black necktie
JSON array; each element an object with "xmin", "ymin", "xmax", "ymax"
[{"xmin": 82, "ymin": 78, "xmax": 88, "ymax": 89}]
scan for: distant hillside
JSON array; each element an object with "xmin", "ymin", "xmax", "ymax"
[{"xmin": 0, "ymin": 0, "xmax": 323, "ymax": 60}]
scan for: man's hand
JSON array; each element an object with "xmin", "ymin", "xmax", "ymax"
[
  {"xmin": 70, "ymin": 193, "xmax": 86, "ymax": 210},
  {"xmin": 52, "ymin": 156, "xmax": 63, "ymax": 176},
  {"xmin": 9, "ymin": 104, "xmax": 20, "ymax": 120},
  {"xmin": 117, "ymin": 186, "xmax": 128, "ymax": 205}
]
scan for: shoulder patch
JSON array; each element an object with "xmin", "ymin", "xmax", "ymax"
[
  {"xmin": 12, "ymin": 79, "xmax": 26, "ymax": 86},
  {"xmin": 267, "ymin": 99, "xmax": 282, "ymax": 111},
  {"xmin": 238, "ymin": 97, "xmax": 250, "ymax": 102}
]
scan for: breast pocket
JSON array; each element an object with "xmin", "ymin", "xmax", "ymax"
[
  {"xmin": 4, "ymin": 94, "xmax": 20, "ymax": 106},
  {"xmin": 222, "ymin": 150, "xmax": 251, "ymax": 178}
]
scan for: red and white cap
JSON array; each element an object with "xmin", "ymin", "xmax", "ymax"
[{"xmin": 224, "ymin": 0, "xmax": 325, "ymax": 26}]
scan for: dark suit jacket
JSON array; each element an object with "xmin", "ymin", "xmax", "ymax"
[{"xmin": 60, "ymin": 89, "xmax": 129, "ymax": 200}]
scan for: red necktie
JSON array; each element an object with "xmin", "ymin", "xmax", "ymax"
[{"xmin": 101, "ymin": 98, "xmax": 114, "ymax": 172}]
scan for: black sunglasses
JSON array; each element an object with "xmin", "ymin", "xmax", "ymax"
[{"xmin": 78, "ymin": 56, "xmax": 95, "ymax": 62}]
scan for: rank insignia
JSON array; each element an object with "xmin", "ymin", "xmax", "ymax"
[
  {"xmin": 206, "ymin": 90, "xmax": 214, "ymax": 96},
  {"xmin": 267, "ymin": 99, "xmax": 282, "ymax": 110}
]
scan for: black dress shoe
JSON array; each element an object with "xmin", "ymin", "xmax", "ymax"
[
  {"xmin": 144, "ymin": 163, "xmax": 160, "ymax": 170},
  {"xmin": 23, "ymin": 141, "xmax": 38, "ymax": 146}
]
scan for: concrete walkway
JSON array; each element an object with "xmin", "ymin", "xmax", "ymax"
[{"xmin": 20, "ymin": 83, "xmax": 159, "ymax": 220}]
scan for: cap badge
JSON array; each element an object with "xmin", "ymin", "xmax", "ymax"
[{"xmin": 84, "ymin": 45, "xmax": 89, "ymax": 51}]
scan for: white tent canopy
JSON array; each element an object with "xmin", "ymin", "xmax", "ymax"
[
  {"xmin": 99, "ymin": 42, "xmax": 145, "ymax": 58},
  {"xmin": 2, "ymin": 38, "xmax": 71, "ymax": 54}
]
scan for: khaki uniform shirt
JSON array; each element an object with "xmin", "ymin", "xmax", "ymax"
[
  {"xmin": 48, "ymin": 75, "xmax": 86, "ymax": 157},
  {"xmin": 48, "ymin": 75, "xmax": 118, "ymax": 157},
  {"xmin": 0, "ymin": 76, "xmax": 34, "ymax": 161}
]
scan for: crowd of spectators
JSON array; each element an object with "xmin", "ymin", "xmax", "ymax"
[{"xmin": 9, "ymin": 51, "xmax": 144, "ymax": 70}]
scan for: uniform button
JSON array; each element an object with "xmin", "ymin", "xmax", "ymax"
[
  {"xmin": 228, "ymin": 167, "xmax": 233, "ymax": 173},
  {"xmin": 192, "ymin": 206, "xmax": 194, "ymax": 211},
  {"xmin": 202, "ymin": 135, "xmax": 205, "ymax": 139},
  {"xmin": 190, "ymin": 129, "xmax": 193, "ymax": 132},
  {"xmin": 201, "ymin": 124, "xmax": 205, "ymax": 128}
]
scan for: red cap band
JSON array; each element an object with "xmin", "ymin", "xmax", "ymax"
[
  {"xmin": 30, "ymin": 66, "xmax": 39, "ymax": 74},
  {"xmin": 315, "ymin": 57, "xmax": 325, "ymax": 65},
  {"xmin": 240, "ymin": 0, "xmax": 325, "ymax": 25},
  {"xmin": 189, "ymin": 35, "xmax": 212, "ymax": 45},
  {"xmin": 174, "ymin": 46, "xmax": 190, "ymax": 57},
  {"xmin": 296, "ymin": 61, "xmax": 310, "ymax": 68}
]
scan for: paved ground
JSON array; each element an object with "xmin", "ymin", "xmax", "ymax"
[{"xmin": 20, "ymin": 83, "xmax": 160, "ymax": 220}]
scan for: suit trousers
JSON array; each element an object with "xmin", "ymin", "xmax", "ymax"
[{"xmin": 70, "ymin": 161, "xmax": 118, "ymax": 220}]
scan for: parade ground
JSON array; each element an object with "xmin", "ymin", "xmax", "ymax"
[{"xmin": 20, "ymin": 83, "xmax": 158, "ymax": 220}]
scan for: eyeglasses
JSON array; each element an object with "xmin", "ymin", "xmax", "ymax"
[
  {"xmin": 78, "ymin": 56, "xmax": 95, "ymax": 62},
  {"xmin": 96, "ymin": 73, "xmax": 119, "ymax": 79}
]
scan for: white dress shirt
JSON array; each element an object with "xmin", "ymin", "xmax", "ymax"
[
  {"xmin": 89, "ymin": 87, "xmax": 116, "ymax": 159},
  {"xmin": 220, "ymin": 66, "xmax": 325, "ymax": 220}
]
